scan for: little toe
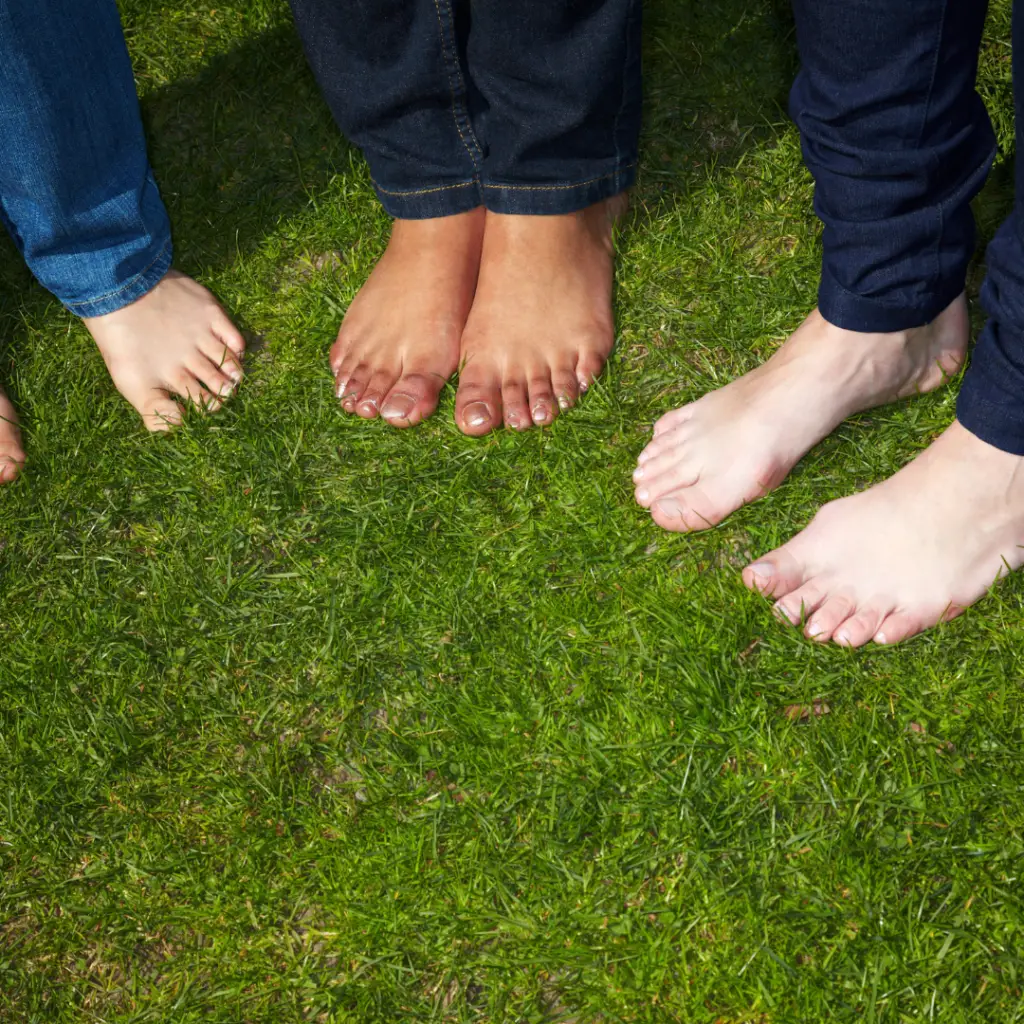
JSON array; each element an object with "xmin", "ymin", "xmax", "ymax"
[
  {"xmin": 833, "ymin": 608, "xmax": 888, "ymax": 648},
  {"xmin": 212, "ymin": 311, "xmax": 246, "ymax": 357},
  {"xmin": 774, "ymin": 582, "xmax": 827, "ymax": 627},
  {"xmin": 380, "ymin": 371, "xmax": 445, "ymax": 427},
  {"xmin": 575, "ymin": 351, "xmax": 606, "ymax": 394},
  {"xmin": 356, "ymin": 369, "xmax": 399, "ymax": 419},
  {"xmin": 873, "ymin": 611, "xmax": 922, "ymax": 647},
  {"xmin": 528, "ymin": 372, "xmax": 557, "ymax": 426},
  {"xmin": 455, "ymin": 374, "xmax": 502, "ymax": 436},
  {"xmin": 804, "ymin": 596, "xmax": 855, "ymax": 642},
  {"xmin": 501, "ymin": 380, "xmax": 531, "ymax": 430},
  {"xmin": 742, "ymin": 546, "xmax": 807, "ymax": 599}
]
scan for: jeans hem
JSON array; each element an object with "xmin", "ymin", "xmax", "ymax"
[
  {"xmin": 956, "ymin": 373, "xmax": 1024, "ymax": 456},
  {"xmin": 482, "ymin": 163, "xmax": 636, "ymax": 215},
  {"xmin": 65, "ymin": 239, "xmax": 174, "ymax": 318},
  {"xmin": 374, "ymin": 179, "xmax": 484, "ymax": 219},
  {"xmin": 817, "ymin": 263, "xmax": 965, "ymax": 333}
]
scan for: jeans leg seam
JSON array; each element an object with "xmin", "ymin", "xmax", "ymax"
[
  {"xmin": 917, "ymin": 1, "xmax": 950, "ymax": 290},
  {"xmin": 611, "ymin": 0, "xmax": 638, "ymax": 185},
  {"xmin": 430, "ymin": 0, "xmax": 483, "ymax": 169},
  {"xmin": 64, "ymin": 238, "xmax": 172, "ymax": 312}
]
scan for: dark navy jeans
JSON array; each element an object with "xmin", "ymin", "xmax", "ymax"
[
  {"xmin": 288, "ymin": 0, "xmax": 642, "ymax": 218},
  {"xmin": 0, "ymin": 0, "xmax": 172, "ymax": 317},
  {"xmin": 791, "ymin": 0, "xmax": 1024, "ymax": 455}
]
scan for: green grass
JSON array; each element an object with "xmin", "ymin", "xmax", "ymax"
[{"xmin": 2, "ymin": 1, "xmax": 1024, "ymax": 1020}]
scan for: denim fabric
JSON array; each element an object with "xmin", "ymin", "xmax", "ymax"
[
  {"xmin": 790, "ymin": 0, "xmax": 996, "ymax": 333},
  {"xmin": 958, "ymin": 1, "xmax": 1024, "ymax": 454},
  {"xmin": 288, "ymin": 0, "xmax": 641, "ymax": 218},
  {"xmin": 0, "ymin": 0, "xmax": 172, "ymax": 317}
]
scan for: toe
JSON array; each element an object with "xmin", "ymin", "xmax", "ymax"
[
  {"xmin": 356, "ymin": 369, "xmax": 399, "ymax": 420},
  {"xmin": 804, "ymin": 595, "xmax": 856, "ymax": 642},
  {"xmin": 0, "ymin": 395, "xmax": 25, "ymax": 482},
  {"xmin": 653, "ymin": 405, "xmax": 692, "ymax": 438},
  {"xmin": 191, "ymin": 354, "xmax": 239, "ymax": 401},
  {"xmin": 774, "ymin": 581, "xmax": 828, "ymax": 627},
  {"xmin": 200, "ymin": 335, "xmax": 244, "ymax": 383},
  {"xmin": 833, "ymin": 607, "xmax": 888, "ymax": 648},
  {"xmin": 173, "ymin": 371, "xmax": 222, "ymax": 413},
  {"xmin": 338, "ymin": 362, "xmax": 370, "ymax": 413},
  {"xmin": 742, "ymin": 546, "xmax": 808, "ymax": 599},
  {"xmin": 528, "ymin": 371, "xmax": 557, "ymax": 426},
  {"xmin": 552, "ymin": 368, "xmax": 580, "ymax": 413},
  {"xmin": 380, "ymin": 371, "xmax": 445, "ymax": 428},
  {"xmin": 212, "ymin": 310, "xmax": 246, "ymax": 358},
  {"xmin": 455, "ymin": 370, "xmax": 502, "ymax": 436},
  {"xmin": 501, "ymin": 379, "xmax": 530, "ymax": 430},
  {"xmin": 575, "ymin": 350, "xmax": 606, "ymax": 394},
  {"xmin": 873, "ymin": 611, "xmax": 923, "ymax": 647},
  {"xmin": 635, "ymin": 455, "xmax": 700, "ymax": 509},
  {"xmin": 141, "ymin": 396, "xmax": 185, "ymax": 432},
  {"xmin": 648, "ymin": 485, "xmax": 726, "ymax": 533}
]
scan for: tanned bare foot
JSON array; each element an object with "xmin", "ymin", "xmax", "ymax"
[
  {"xmin": 331, "ymin": 209, "xmax": 485, "ymax": 427},
  {"xmin": 742, "ymin": 420, "xmax": 1024, "ymax": 646},
  {"xmin": 0, "ymin": 385, "xmax": 25, "ymax": 484},
  {"xmin": 634, "ymin": 294, "xmax": 969, "ymax": 532},
  {"xmin": 85, "ymin": 269, "xmax": 245, "ymax": 432},
  {"xmin": 454, "ymin": 196, "xmax": 626, "ymax": 435}
]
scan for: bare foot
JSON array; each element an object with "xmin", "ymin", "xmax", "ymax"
[
  {"xmin": 742, "ymin": 420, "xmax": 1024, "ymax": 646},
  {"xmin": 0, "ymin": 385, "xmax": 25, "ymax": 484},
  {"xmin": 331, "ymin": 209, "xmax": 485, "ymax": 427},
  {"xmin": 454, "ymin": 197, "xmax": 625, "ymax": 435},
  {"xmin": 634, "ymin": 294, "xmax": 969, "ymax": 531},
  {"xmin": 85, "ymin": 270, "xmax": 245, "ymax": 432}
]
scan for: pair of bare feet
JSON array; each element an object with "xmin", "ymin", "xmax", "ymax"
[
  {"xmin": 635, "ymin": 293, "xmax": 1024, "ymax": 647},
  {"xmin": 329, "ymin": 200, "xmax": 622, "ymax": 434},
  {"xmin": 0, "ymin": 269, "xmax": 246, "ymax": 481}
]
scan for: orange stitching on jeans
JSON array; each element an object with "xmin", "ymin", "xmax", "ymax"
[
  {"xmin": 430, "ymin": 0, "xmax": 482, "ymax": 167},
  {"xmin": 374, "ymin": 180, "xmax": 478, "ymax": 198}
]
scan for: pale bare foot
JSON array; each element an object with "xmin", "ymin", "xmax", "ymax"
[
  {"xmin": 454, "ymin": 196, "xmax": 626, "ymax": 435},
  {"xmin": 742, "ymin": 420, "xmax": 1024, "ymax": 647},
  {"xmin": 331, "ymin": 209, "xmax": 485, "ymax": 427},
  {"xmin": 634, "ymin": 294, "xmax": 969, "ymax": 531},
  {"xmin": 84, "ymin": 270, "xmax": 245, "ymax": 432},
  {"xmin": 0, "ymin": 385, "xmax": 25, "ymax": 484}
]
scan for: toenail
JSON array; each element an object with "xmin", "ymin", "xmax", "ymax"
[
  {"xmin": 465, "ymin": 402, "xmax": 491, "ymax": 428},
  {"xmin": 653, "ymin": 497, "xmax": 682, "ymax": 517},
  {"xmin": 806, "ymin": 622, "xmax": 823, "ymax": 638},
  {"xmin": 557, "ymin": 395, "xmax": 570, "ymax": 411},
  {"xmin": 874, "ymin": 632, "xmax": 887, "ymax": 645},
  {"xmin": 361, "ymin": 397, "xmax": 379, "ymax": 411},
  {"xmin": 636, "ymin": 488, "xmax": 649, "ymax": 502},
  {"xmin": 749, "ymin": 563, "xmax": 774, "ymax": 579},
  {"xmin": 835, "ymin": 630, "xmax": 851, "ymax": 646},
  {"xmin": 578, "ymin": 379, "xmax": 589, "ymax": 392},
  {"xmin": 633, "ymin": 467, "xmax": 644, "ymax": 480},
  {"xmin": 382, "ymin": 394, "xmax": 415, "ymax": 422},
  {"xmin": 532, "ymin": 405, "xmax": 549, "ymax": 423}
]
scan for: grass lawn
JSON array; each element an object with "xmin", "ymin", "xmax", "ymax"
[{"xmin": 2, "ymin": 1, "xmax": 1024, "ymax": 1020}]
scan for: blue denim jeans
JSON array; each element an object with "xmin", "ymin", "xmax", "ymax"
[
  {"xmin": 288, "ymin": 0, "xmax": 642, "ymax": 218},
  {"xmin": 0, "ymin": 0, "xmax": 172, "ymax": 317},
  {"xmin": 791, "ymin": 0, "xmax": 1024, "ymax": 456}
]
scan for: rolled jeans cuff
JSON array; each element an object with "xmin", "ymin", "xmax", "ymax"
[{"xmin": 64, "ymin": 239, "xmax": 173, "ymax": 319}]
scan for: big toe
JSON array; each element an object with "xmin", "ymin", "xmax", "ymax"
[
  {"xmin": 455, "ymin": 373, "xmax": 502, "ymax": 436},
  {"xmin": 380, "ymin": 371, "xmax": 446, "ymax": 428},
  {"xmin": 648, "ymin": 484, "xmax": 729, "ymax": 533},
  {"xmin": 742, "ymin": 546, "xmax": 808, "ymax": 599}
]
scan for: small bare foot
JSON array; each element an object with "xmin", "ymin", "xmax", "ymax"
[
  {"xmin": 742, "ymin": 420, "xmax": 1024, "ymax": 647},
  {"xmin": 85, "ymin": 270, "xmax": 245, "ymax": 432},
  {"xmin": 454, "ymin": 197, "xmax": 625, "ymax": 435},
  {"xmin": 331, "ymin": 209, "xmax": 485, "ymax": 427},
  {"xmin": 0, "ymin": 385, "xmax": 25, "ymax": 484},
  {"xmin": 634, "ymin": 294, "xmax": 969, "ymax": 531}
]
